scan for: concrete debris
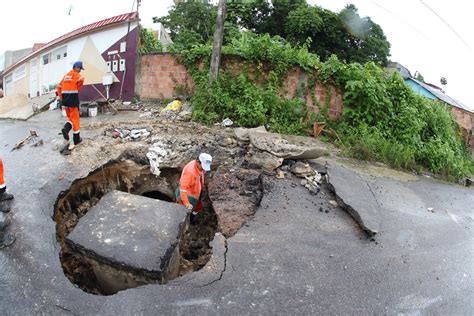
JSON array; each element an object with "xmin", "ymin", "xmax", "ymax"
[
  {"xmin": 146, "ymin": 142, "xmax": 172, "ymax": 176},
  {"xmin": 11, "ymin": 130, "xmax": 42, "ymax": 151},
  {"xmin": 110, "ymin": 128, "xmax": 151, "ymax": 140},
  {"xmin": 130, "ymin": 129, "xmax": 151, "ymax": 139},
  {"xmin": 247, "ymin": 130, "xmax": 328, "ymax": 160},
  {"xmin": 276, "ymin": 170, "xmax": 285, "ymax": 179},
  {"xmin": 291, "ymin": 162, "xmax": 313, "ymax": 178},
  {"xmin": 246, "ymin": 149, "xmax": 283, "ymax": 171},
  {"xmin": 234, "ymin": 126, "xmax": 267, "ymax": 142}
]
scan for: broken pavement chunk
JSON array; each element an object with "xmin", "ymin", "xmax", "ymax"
[
  {"xmin": 66, "ymin": 190, "xmax": 188, "ymax": 294},
  {"xmin": 327, "ymin": 163, "xmax": 380, "ymax": 236}
]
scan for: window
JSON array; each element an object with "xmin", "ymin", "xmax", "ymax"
[
  {"xmin": 13, "ymin": 65, "xmax": 26, "ymax": 82},
  {"xmin": 51, "ymin": 46, "xmax": 67, "ymax": 62},
  {"xmin": 42, "ymin": 54, "xmax": 50, "ymax": 65}
]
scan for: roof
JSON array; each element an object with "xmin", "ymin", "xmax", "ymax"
[
  {"xmin": 3, "ymin": 12, "xmax": 139, "ymax": 75},
  {"xmin": 407, "ymin": 78, "xmax": 474, "ymax": 113}
]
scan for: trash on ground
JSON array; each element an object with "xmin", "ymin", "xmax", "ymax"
[
  {"xmin": 12, "ymin": 130, "xmax": 42, "ymax": 151},
  {"xmin": 161, "ymin": 100, "xmax": 182, "ymax": 113},
  {"xmin": 222, "ymin": 118, "xmax": 234, "ymax": 127},
  {"xmin": 146, "ymin": 142, "xmax": 170, "ymax": 176}
]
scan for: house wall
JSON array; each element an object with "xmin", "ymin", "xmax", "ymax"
[
  {"xmin": 79, "ymin": 24, "xmax": 139, "ymax": 102},
  {"xmin": 2, "ymin": 22, "xmax": 138, "ymax": 102}
]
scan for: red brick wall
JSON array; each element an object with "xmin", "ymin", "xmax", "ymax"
[
  {"xmin": 451, "ymin": 107, "xmax": 474, "ymax": 152},
  {"xmin": 283, "ymin": 67, "xmax": 343, "ymax": 119},
  {"xmin": 138, "ymin": 54, "xmax": 194, "ymax": 99},
  {"xmin": 138, "ymin": 55, "xmax": 343, "ymax": 119}
]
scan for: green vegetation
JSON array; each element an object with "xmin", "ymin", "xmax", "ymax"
[
  {"xmin": 178, "ymin": 32, "xmax": 472, "ymax": 179},
  {"xmin": 155, "ymin": 1, "xmax": 390, "ymax": 65},
  {"xmin": 139, "ymin": 28, "xmax": 163, "ymax": 54}
]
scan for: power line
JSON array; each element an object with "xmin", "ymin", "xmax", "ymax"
[
  {"xmin": 419, "ymin": 0, "xmax": 472, "ymax": 51},
  {"xmin": 370, "ymin": 1, "xmax": 430, "ymax": 41}
]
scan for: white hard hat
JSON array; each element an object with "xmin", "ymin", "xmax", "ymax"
[{"xmin": 199, "ymin": 153, "xmax": 212, "ymax": 171}]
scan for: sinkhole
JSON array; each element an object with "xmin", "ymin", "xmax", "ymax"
[{"xmin": 53, "ymin": 159, "xmax": 217, "ymax": 295}]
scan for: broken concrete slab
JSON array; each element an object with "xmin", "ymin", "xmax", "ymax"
[
  {"xmin": 234, "ymin": 126, "xmax": 267, "ymax": 142},
  {"xmin": 326, "ymin": 163, "xmax": 380, "ymax": 236},
  {"xmin": 246, "ymin": 149, "xmax": 284, "ymax": 171},
  {"xmin": 208, "ymin": 167, "xmax": 263, "ymax": 237},
  {"xmin": 66, "ymin": 190, "xmax": 188, "ymax": 292},
  {"xmin": 248, "ymin": 130, "xmax": 328, "ymax": 160}
]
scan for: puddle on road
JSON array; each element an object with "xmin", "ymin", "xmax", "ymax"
[{"xmin": 53, "ymin": 159, "xmax": 217, "ymax": 295}]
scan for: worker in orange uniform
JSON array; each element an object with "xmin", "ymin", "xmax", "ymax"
[
  {"xmin": 176, "ymin": 153, "xmax": 212, "ymax": 224},
  {"xmin": 0, "ymin": 156, "xmax": 15, "ymax": 248},
  {"xmin": 57, "ymin": 61, "xmax": 85, "ymax": 155}
]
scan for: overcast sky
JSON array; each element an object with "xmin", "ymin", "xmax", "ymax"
[{"xmin": 2, "ymin": 0, "xmax": 473, "ymax": 110}]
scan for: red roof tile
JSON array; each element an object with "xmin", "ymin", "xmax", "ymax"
[{"xmin": 4, "ymin": 12, "xmax": 139, "ymax": 74}]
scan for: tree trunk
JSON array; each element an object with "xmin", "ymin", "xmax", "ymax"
[{"xmin": 209, "ymin": 0, "xmax": 226, "ymax": 82}]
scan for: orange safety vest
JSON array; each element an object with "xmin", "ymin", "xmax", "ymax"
[
  {"xmin": 178, "ymin": 160, "xmax": 204, "ymax": 206},
  {"xmin": 57, "ymin": 70, "xmax": 84, "ymax": 107}
]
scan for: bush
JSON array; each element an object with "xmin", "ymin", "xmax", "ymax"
[{"xmin": 191, "ymin": 72, "xmax": 308, "ymax": 134}]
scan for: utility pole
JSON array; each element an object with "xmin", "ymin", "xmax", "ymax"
[{"xmin": 209, "ymin": 0, "xmax": 226, "ymax": 82}]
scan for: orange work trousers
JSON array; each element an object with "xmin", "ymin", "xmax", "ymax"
[
  {"xmin": 0, "ymin": 158, "xmax": 5, "ymax": 191},
  {"xmin": 65, "ymin": 107, "xmax": 81, "ymax": 133}
]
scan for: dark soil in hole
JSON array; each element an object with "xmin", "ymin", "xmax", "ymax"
[
  {"xmin": 53, "ymin": 158, "xmax": 217, "ymax": 295},
  {"xmin": 142, "ymin": 190, "xmax": 175, "ymax": 202}
]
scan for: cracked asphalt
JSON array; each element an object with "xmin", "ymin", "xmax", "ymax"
[{"xmin": 0, "ymin": 111, "xmax": 473, "ymax": 315}]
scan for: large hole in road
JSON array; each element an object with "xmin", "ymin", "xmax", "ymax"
[{"xmin": 53, "ymin": 159, "xmax": 217, "ymax": 295}]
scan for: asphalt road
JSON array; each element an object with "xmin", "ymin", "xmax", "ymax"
[{"xmin": 0, "ymin": 111, "xmax": 473, "ymax": 315}]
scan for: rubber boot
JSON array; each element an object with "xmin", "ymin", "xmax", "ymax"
[
  {"xmin": 0, "ymin": 234, "xmax": 15, "ymax": 249},
  {"xmin": 0, "ymin": 203, "xmax": 10, "ymax": 214},
  {"xmin": 0, "ymin": 191, "xmax": 14, "ymax": 202},
  {"xmin": 61, "ymin": 122, "xmax": 72, "ymax": 141},
  {"xmin": 73, "ymin": 132, "xmax": 82, "ymax": 146},
  {"xmin": 190, "ymin": 211, "xmax": 199, "ymax": 225}
]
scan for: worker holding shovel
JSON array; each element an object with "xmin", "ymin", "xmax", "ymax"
[
  {"xmin": 57, "ymin": 61, "xmax": 85, "ymax": 155},
  {"xmin": 176, "ymin": 153, "xmax": 212, "ymax": 224}
]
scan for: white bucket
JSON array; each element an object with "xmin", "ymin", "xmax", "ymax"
[
  {"xmin": 88, "ymin": 107, "xmax": 98, "ymax": 117},
  {"xmin": 61, "ymin": 109, "xmax": 67, "ymax": 117}
]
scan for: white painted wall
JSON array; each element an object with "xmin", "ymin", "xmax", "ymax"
[{"xmin": 3, "ymin": 21, "xmax": 138, "ymax": 98}]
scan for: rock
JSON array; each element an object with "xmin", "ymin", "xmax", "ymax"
[
  {"xmin": 276, "ymin": 170, "xmax": 285, "ymax": 179},
  {"xmin": 248, "ymin": 130, "xmax": 328, "ymax": 159},
  {"xmin": 234, "ymin": 126, "xmax": 267, "ymax": 142},
  {"xmin": 246, "ymin": 150, "xmax": 283, "ymax": 171},
  {"xmin": 208, "ymin": 167, "xmax": 263, "ymax": 237},
  {"xmin": 427, "ymin": 207, "xmax": 434, "ymax": 213},
  {"xmin": 66, "ymin": 191, "xmax": 188, "ymax": 293},
  {"xmin": 329, "ymin": 200, "xmax": 338, "ymax": 207},
  {"xmin": 291, "ymin": 161, "xmax": 313, "ymax": 178},
  {"xmin": 301, "ymin": 179, "xmax": 308, "ymax": 186}
]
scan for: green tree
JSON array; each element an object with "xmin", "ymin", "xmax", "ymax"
[
  {"xmin": 338, "ymin": 4, "xmax": 390, "ymax": 65},
  {"xmin": 153, "ymin": 1, "xmax": 215, "ymax": 46},
  {"xmin": 139, "ymin": 28, "xmax": 163, "ymax": 53}
]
